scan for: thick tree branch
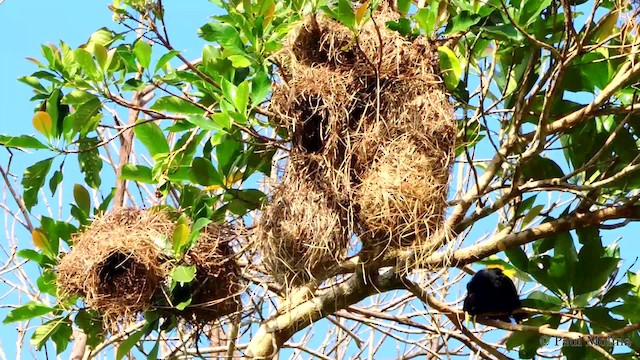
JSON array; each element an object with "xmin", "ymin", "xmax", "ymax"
[
  {"xmin": 244, "ymin": 270, "xmax": 404, "ymax": 359},
  {"xmin": 414, "ymin": 204, "xmax": 640, "ymax": 268}
]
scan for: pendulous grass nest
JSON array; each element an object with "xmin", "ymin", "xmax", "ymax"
[
  {"xmin": 260, "ymin": 2, "xmax": 456, "ymax": 285},
  {"xmin": 57, "ymin": 208, "xmax": 241, "ymax": 329},
  {"xmin": 178, "ymin": 224, "xmax": 241, "ymax": 323},
  {"xmin": 256, "ymin": 174, "xmax": 349, "ymax": 287}
]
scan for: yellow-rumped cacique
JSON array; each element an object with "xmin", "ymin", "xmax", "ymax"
[{"xmin": 463, "ymin": 266, "xmax": 523, "ymax": 323}]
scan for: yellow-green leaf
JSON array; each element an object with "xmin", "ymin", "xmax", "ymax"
[
  {"xmin": 264, "ymin": 4, "xmax": 276, "ymax": 26},
  {"xmin": 172, "ymin": 223, "xmax": 190, "ymax": 254},
  {"xmin": 32, "ymin": 111, "xmax": 53, "ymax": 138},
  {"xmin": 32, "ymin": 229, "xmax": 49, "ymax": 253},
  {"xmin": 355, "ymin": 0, "xmax": 370, "ymax": 25},
  {"xmin": 73, "ymin": 183, "xmax": 91, "ymax": 214},
  {"xmin": 593, "ymin": 11, "xmax": 619, "ymax": 43},
  {"xmin": 438, "ymin": 46, "xmax": 462, "ymax": 90}
]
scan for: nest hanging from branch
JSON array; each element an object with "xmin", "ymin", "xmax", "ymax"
[
  {"xmin": 57, "ymin": 208, "xmax": 241, "ymax": 329},
  {"xmin": 260, "ymin": 3, "xmax": 456, "ymax": 285},
  {"xmin": 256, "ymin": 174, "xmax": 349, "ymax": 287},
  {"xmin": 178, "ymin": 224, "xmax": 242, "ymax": 323},
  {"xmin": 57, "ymin": 208, "xmax": 172, "ymax": 328}
]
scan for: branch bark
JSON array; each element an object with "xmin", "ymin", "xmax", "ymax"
[{"xmin": 244, "ymin": 270, "xmax": 404, "ymax": 359}]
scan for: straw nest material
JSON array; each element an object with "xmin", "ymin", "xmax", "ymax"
[
  {"xmin": 270, "ymin": 65, "xmax": 359, "ymax": 204},
  {"xmin": 178, "ymin": 225, "xmax": 241, "ymax": 323},
  {"xmin": 57, "ymin": 208, "xmax": 240, "ymax": 328},
  {"xmin": 356, "ymin": 135, "xmax": 453, "ymax": 250},
  {"xmin": 256, "ymin": 175, "xmax": 349, "ymax": 286},
  {"xmin": 261, "ymin": 3, "xmax": 456, "ymax": 283}
]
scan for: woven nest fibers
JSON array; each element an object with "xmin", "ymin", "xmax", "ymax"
[
  {"xmin": 57, "ymin": 208, "xmax": 241, "ymax": 327},
  {"xmin": 356, "ymin": 135, "xmax": 453, "ymax": 251},
  {"xmin": 256, "ymin": 176, "xmax": 348, "ymax": 286},
  {"xmin": 289, "ymin": 4, "xmax": 440, "ymax": 78},
  {"xmin": 271, "ymin": 66, "xmax": 354, "ymax": 154},
  {"xmin": 270, "ymin": 65, "xmax": 363, "ymax": 207},
  {"xmin": 57, "ymin": 208, "xmax": 172, "ymax": 325},
  {"xmin": 177, "ymin": 224, "xmax": 241, "ymax": 323},
  {"xmin": 352, "ymin": 78, "xmax": 455, "ymax": 171}
]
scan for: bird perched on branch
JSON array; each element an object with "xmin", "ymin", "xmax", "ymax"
[{"xmin": 463, "ymin": 266, "xmax": 523, "ymax": 324}]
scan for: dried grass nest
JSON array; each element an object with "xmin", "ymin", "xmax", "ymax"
[
  {"xmin": 256, "ymin": 174, "xmax": 349, "ymax": 287},
  {"xmin": 260, "ymin": 3, "xmax": 457, "ymax": 285},
  {"xmin": 57, "ymin": 208, "xmax": 240, "ymax": 328}
]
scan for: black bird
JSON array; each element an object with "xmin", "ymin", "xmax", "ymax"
[{"xmin": 463, "ymin": 267, "xmax": 522, "ymax": 323}]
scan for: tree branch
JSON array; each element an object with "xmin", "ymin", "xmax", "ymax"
[{"xmin": 244, "ymin": 270, "xmax": 404, "ymax": 359}]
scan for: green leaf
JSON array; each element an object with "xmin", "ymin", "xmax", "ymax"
[
  {"xmin": 505, "ymin": 246, "xmax": 530, "ymax": 273},
  {"xmin": 78, "ymin": 137, "xmax": 103, "ymax": 188},
  {"xmin": 22, "ymin": 158, "xmax": 54, "ymax": 211},
  {"xmin": 216, "ymin": 135, "xmax": 243, "ymax": 175},
  {"xmin": 176, "ymin": 298, "xmax": 192, "ymax": 311},
  {"xmin": 37, "ymin": 270, "xmax": 57, "ymax": 296},
  {"xmin": 483, "ymin": 25, "xmax": 525, "ymax": 42},
  {"xmin": 251, "ymin": 70, "xmax": 271, "ymax": 107},
  {"xmin": 601, "ymin": 283, "xmax": 634, "ymax": 304},
  {"xmin": 521, "ymin": 205, "xmax": 544, "ymax": 227},
  {"xmin": 74, "ymin": 310, "xmax": 104, "ymax": 349},
  {"xmin": 397, "ymin": 0, "xmax": 411, "ymax": 15},
  {"xmin": 61, "ymin": 90, "xmax": 97, "ymax": 106},
  {"xmin": 172, "ymin": 223, "xmax": 190, "ymax": 255},
  {"xmin": 198, "ymin": 22, "xmax": 246, "ymax": 56},
  {"xmin": 73, "ymin": 183, "xmax": 91, "ymax": 214},
  {"xmin": 235, "ymin": 80, "xmax": 251, "ymax": 114},
  {"xmin": 147, "ymin": 339, "xmax": 160, "ymax": 360},
  {"xmin": 151, "ymin": 96, "xmax": 203, "ymax": 115},
  {"xmin": 17, "ymin": 249, "xmax": 44, "ymax": 265},
  {"xmin": 154, "ymin": 50, "xmax": 180, "ymax": 73},
  {"xmin": 18, "ymin": 76, "xmax": 47, "ymax": 93},
  {"xmin": 574, "ymin": 239, "xmax": 621, "ymax": 296},
  {"xmin": 74, "ymin": 48, "xmax": 99, "ymax": 80},
  {"xmin": 228, "ymin": 54, "xmax": 252, "ymax": 68},
  {"xmin": 524, "ymin": 291, "xmax": 563, "ymax": 310},
  {"xmin": 188, "ymin": 217, "xmax": 212, "ymax": 246},
  {"xmin": 122, "ymin": 78, "xmax": 146, "ymax": 91},
  {"xmin": 31, "ymin": 316, "xmax": 72, "ymax": 353},
  {"xmin": 4, "ymin": 302, "xmax": 55, "ymax": 324},
  {"xmin": 192, "ymin": 157, "xmax": 224, "ymax": 186},
  {"xmin": 521, "ymin": 155, "xmax": 564, "ymax": 181},
  {"xmin": 446, "ymin": 11, "xmax": 482, "ymax": 34},
  {"xmin": 225, "ymin": 189, "xmax": 267, "ymax": 213},
  {"xmin": 70, "ymin": 97, "xmax": 102, "ymax": 134},
  {"xmin": 322, "ymin": 0, "xmax": 356, "ymax": 30},
  {"xmin": 185, "ymin": 115, "xmax": 224, "ymax": 131},
  {"xmin": 93, "ymin": 43, "xmax": 109, "ymax": 70},
  {"xmin": 414, "ymin": 7, "xmax": 439, "ymax": 36},
  {"xmin": 49, "ymin": 170, "xmax": 63, "ymax": 195},
  {"xmin": 0, "ymin": 135, "xmax": 48, "ymax": 150},
  {"xmin": 84, "ymin": 27, "xmax": 117, "ymax": 50},
  {"xmin": 519, "ymin": 0, "xmax": 552, "ymax": 26},
  {"xmin": 438, "ymin": 46, "xmax": 462, "ymax": 90},
  {"xmin": 120, "ymin": 164, "xmax": 154, "ymax": 183},
  {"xmin": 212, "ymin": 113, "xmax": 232, "ymax": 130},
  {"xmin": 115, "ymin": 326, "xmax": 147, "ymax": 360},
  {"xmin": 171, "ymin": 265, "xmax": 197, "ymax": 283},
  {"xmin": 133, "ymin": 40, "xmax": 152, "ymax": 69},
  {"xmin": 133, "ymin": 120, "xmax": 170, "ymax": 156}
]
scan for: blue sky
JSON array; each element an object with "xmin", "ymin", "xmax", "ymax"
[
  {"xmin": 0, "ymin": 1, "xmax": 219, "ymax": 358},
  {"xmin": 0, "ymin": 0, "xmax": 639, "ymax": 359}
]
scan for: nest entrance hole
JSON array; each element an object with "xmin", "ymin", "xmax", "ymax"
[
  {"xmin": 296, "ymin": 96, "xmax": 329, "ymax": 153},
  {"xmin": 96, "ymin": 251, "xmax": 156, "ymax": 299}
]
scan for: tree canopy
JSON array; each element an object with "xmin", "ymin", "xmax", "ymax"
[{"xmin": 2, "ymin": 0, "xmax": 640, "ymax": 359}]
